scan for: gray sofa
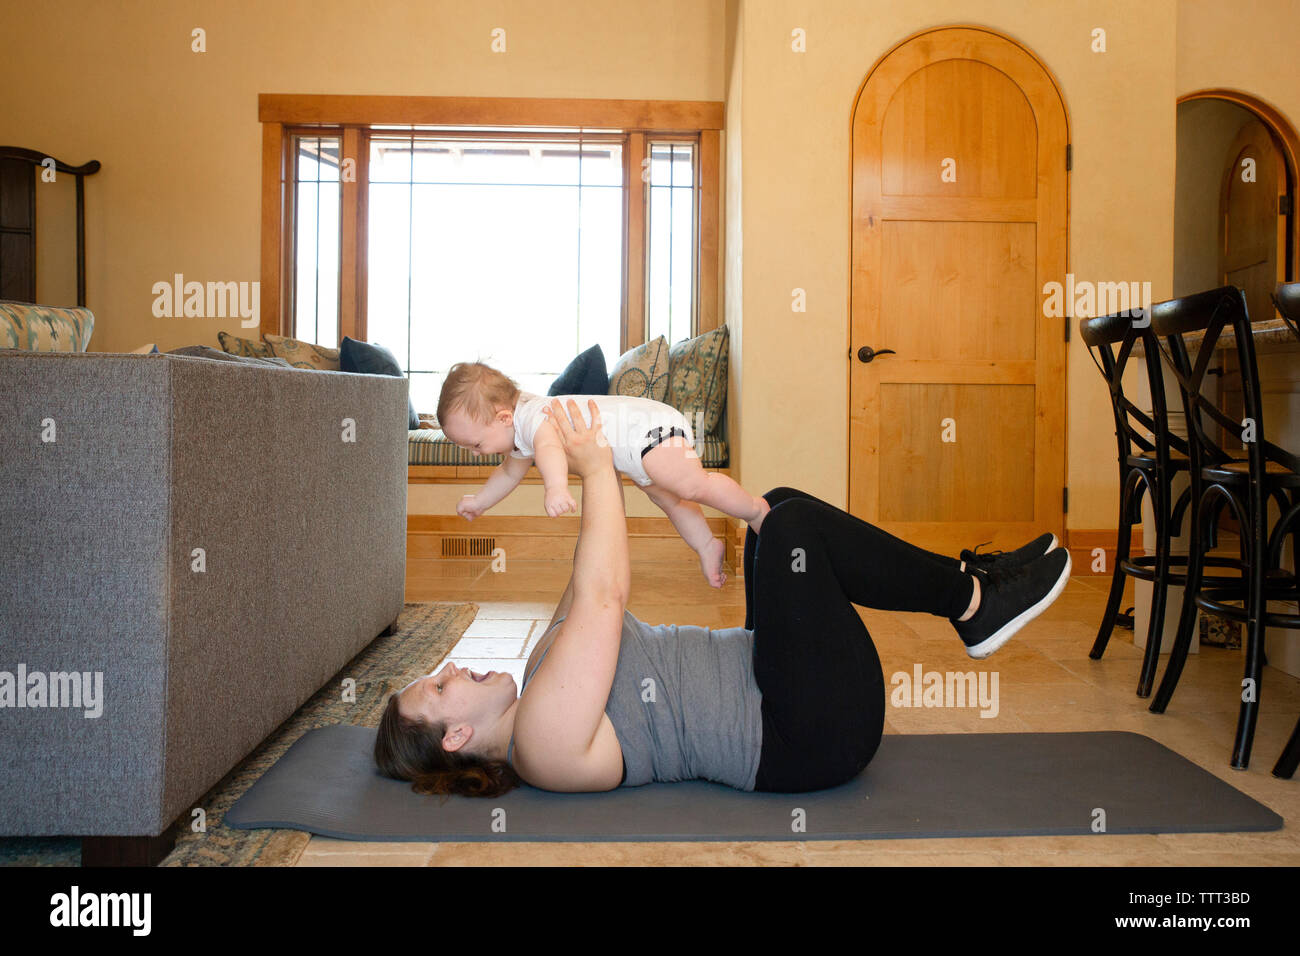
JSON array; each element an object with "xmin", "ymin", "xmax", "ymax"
[{"xmin": 0, "ymin": 351, "xmax": 407, "ymax": 847}]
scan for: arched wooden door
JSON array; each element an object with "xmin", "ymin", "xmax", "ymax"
[
  {"xmin": 850, "ymin": 27, "xmax": 1069, "ymax": 556},
  {"xmin": 1219, "ymin": 117, "xmax": 1288, "ymax": 324}
]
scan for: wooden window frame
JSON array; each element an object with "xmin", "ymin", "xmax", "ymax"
[{"xmin": 259, "ymin": 95, "xmax": 723, "ymax": 349}]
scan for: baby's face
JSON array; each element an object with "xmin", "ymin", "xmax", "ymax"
[{"xmin": 441, "ymin": 405, "xmax": 516, "ymax": 456}]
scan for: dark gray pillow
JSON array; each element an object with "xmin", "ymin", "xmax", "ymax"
[
  {"xmin": 549, "ymin": 344, "xmax": 609, "ymax": 396},
  {"xmin": 339, "ymin": 336, "xmax": 418, "ymax": 430}
]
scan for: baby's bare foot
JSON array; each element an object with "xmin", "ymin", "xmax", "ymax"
[
  {"xmin": 700, "ymin": 538, "xmax": 727, "ymax": 588},
  {"xmin": 749, "ymin": 497, "xmax": 771, "ymax": 534}
]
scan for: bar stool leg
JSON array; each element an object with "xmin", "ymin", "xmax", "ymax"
[
  {"xmin": 1275, "ymin": 716, "xmax": 1300, "ymax": 778},
  {"xmin": 1091, "ymin": 483, "xmax": 1135, "ymax": 660},
  {"xmin": 1231, "ymin": 509, "xmax": 1267, "ymax": 770},
  {"xmin": 1137, "ymin": 480, "xmax": 1172, "ymax": 698},
  {"xmin": 1151, "ymin": 490, "xmax": 1206, "ymax": 713},
  {"xmin": 1268, "ymin": 489, "xmax": 1300, "ymax": 778}
]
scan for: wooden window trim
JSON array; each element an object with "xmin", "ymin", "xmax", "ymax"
[
  {"xmin": 277, "ymin": 127, "xmax": 348, "ymax": 344},
  {"xmin": 259, "ymin": 95, "xmax": 722, "ymax": 347}
]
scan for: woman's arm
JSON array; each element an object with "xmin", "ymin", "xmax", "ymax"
[
  {"xmin": 540, "ymin": 479, "xmax": 625, "ymax": 637},
  {"xmin": 512, "ymin": 399, "xmax": 629, "ymax": 791}
]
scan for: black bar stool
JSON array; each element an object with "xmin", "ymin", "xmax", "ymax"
[
  {"xmin": 1081, "ymin": 309, "xmax": 1192, "ymax": 697},
  {"xmin": 1148, "ymin": 286, "xmax": 1300, "ymax": 776},
  {"xmin": 1274, "ymin": 281, "xmax": 1300, "ymax": 343},
  {"xmin": 1269, "ymin": 280, "xmax": 1300, "ymax": 776}
]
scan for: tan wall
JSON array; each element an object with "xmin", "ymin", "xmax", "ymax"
[
  {"xmin": 730, "ymin": 0, "xmax": 1178, "ymax": 532},
  {"xmin": 723, "ymin": 0, "xmax": 744, "ymax": 495},
  {"xmin": 1177, "ymin": 0, "xmax": 1300, "ymax": 129},
  {"xmin": 33, "ymin": 174, "xmax": 78, "ymax": 306},
  {"xmin": 0, "ymin": 0, "xmax": 725, "ymax": 519},
  {"xmin": 0, "ymin": 0, "xmax": 725, "ymax": 355},
  {"xmin": 7, "ymin": 0, "xmax": 1298, "ymax": 530}
]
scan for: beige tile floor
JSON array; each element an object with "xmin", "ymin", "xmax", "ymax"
[{"xmin": 297, "ymin": 556, "xmax": 1300, "ymax": 866}]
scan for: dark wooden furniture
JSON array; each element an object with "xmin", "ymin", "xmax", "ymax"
[
  {"xmin": 1082, "ymin": 309, "xmax": 1194, "ymax": 698},
  {"xmin": 0, "ymin": 147, "xmax": 100, "ymax": 305},
  {"xmin": 1149, "ymin": 286, "xmax": 1300, "ymax": 777}
]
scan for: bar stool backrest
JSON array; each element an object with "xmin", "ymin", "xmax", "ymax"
[
  {"xmin": 1273, "ymin": 281, "xmax": 1300, "ymax": 342},
  {"xmin": 1151, "ymin": 285, "xmax": 1300, "ymax": 479},
  {"xmin": 1079, "ymin": 308, "xmax": 1186, "ymax": 467}
]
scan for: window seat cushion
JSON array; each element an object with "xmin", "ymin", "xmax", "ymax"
[{"xmin": 407, "ymin": 427, "xmax": 728, "ymax": 469}]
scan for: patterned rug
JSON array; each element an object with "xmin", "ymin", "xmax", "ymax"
[{"xmin": 0, "ymin": 601, "xmax": 477, "ymax": 867}]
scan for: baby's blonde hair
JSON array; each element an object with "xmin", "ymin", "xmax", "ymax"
[{"xmin": 437, "ymin": 362, "xmax": 521, "ymax": 425}]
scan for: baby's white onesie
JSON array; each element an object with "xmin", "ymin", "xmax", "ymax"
[{"xmin": 511, "ymin": 392, "xmax": 695, "ymax": 486}]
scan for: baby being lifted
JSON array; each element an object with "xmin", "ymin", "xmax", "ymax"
[{"xmin": 436, "ymin": 361, "xmax": 770, "ymax": 587}]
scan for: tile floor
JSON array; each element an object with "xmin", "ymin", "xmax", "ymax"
[{"xmin": 296, "ymin": 556, "xmax": 1300, "ymax": 866}]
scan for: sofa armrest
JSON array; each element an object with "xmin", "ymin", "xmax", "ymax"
[{"xmin": 0, "ymin": 353, "xmax": 408, "ymax": 835}]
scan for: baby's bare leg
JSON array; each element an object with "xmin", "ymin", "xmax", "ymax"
[
  {"xmin": 641, "ymin": 439, "xmax": 771, "ymax": 531},
  {"xmin": 642, "ymin": 481, "xmax": 727, "ymax": 588}
]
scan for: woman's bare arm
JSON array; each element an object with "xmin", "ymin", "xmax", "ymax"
[
  {"xmin": 512, "ymin": 399, "xmax": 629, "ymax": 790},
  {"xmin": 540, "ymin": 479, "xmax": 625, "ymax": 639}
]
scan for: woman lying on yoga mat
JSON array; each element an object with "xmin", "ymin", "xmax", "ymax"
[{"xmin": 375, "ymin": 398, "xmax": 1071, "ymax": 797}]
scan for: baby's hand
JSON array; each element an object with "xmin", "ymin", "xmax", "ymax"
[
  {"xmin": 457, "ymin": 495, "xmax": 485, "ymax": 521},
  {"xmin": 545, "ymin": 487, "xmax": 577, "ymax": 518}
]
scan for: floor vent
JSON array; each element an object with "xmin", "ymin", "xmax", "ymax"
[{"xmin": 440, "ymin": 536, "xmax": 496, "ymax": 558}]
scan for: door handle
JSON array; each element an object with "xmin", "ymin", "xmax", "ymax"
[{"xmin": 856, "ymin": 346, "xmax": 896, "ymax": 363}]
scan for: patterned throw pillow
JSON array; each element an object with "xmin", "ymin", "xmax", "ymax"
[
  {"xmin": 667, "ymin": 325, "xmax": 729, "ymax": 438},
  {"xmin": 217, "ymin": 331, "xmax": 274, "ymax": 359},
  {"xmin": 0, "ymin": 302, "xmax": 94, "ymax": 352},
  {"xmin": 264, "ymin": 333, "xmax": 341, "ymax": 371},
  {"xmin": 608, "ymin": 335, "xmax": 669, "ymax": 402}
]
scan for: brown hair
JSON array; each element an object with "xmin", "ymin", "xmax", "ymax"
[
  {"xmin": 436, "ymin": 362, "xmax": 521, "ymax": 427},
  {"xmin": 374, "ymin": 692, "xmax": 522, "ymax": 800}
]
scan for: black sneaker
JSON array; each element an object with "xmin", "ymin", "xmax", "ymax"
[
  {"xmin": 960, "ymin": 533, "xmax": 1058, "ymax": 572},
  {"xmin": 953, "ymin": 548, "xmax": 1072, "ymax": 659}
]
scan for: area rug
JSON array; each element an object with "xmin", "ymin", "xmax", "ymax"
[{"xmin": 0, "ymin": 602, "xmax": 477, "ymax": 867}]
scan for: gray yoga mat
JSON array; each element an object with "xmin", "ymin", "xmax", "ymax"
[{"xmin": 223, "ymin": 724, "xmax": 1283, "ymax": 841}]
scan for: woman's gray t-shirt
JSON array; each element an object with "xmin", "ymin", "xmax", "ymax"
[{"xmin": 511, "ymin": 609, "xmax": 763, "ymax": 791}]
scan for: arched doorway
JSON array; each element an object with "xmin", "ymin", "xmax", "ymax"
[
  {"xmin": 1174, "ymin": 89, "xmax": 1297, "ymax": 314},
  {"xmin": 1170, "ymin": 91, "xmax": 1299, "ymax": 551},
  {"xmin": 849, "ymin": 26, "xmax": 1070, "ymax": 555}
]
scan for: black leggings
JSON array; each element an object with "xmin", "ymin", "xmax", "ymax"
[{"xmin": 746, "ymin": 487, "xmax": 976, "ymax": 792}]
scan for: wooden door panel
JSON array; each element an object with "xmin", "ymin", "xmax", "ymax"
[
  {"xmin": 1227, "ymin": 261, "xmax": 1276, "ymax": 324},
  {"xmin": 851, "ymin": 27, "xmax": 1067, "ymax": 555},
  {"xmin": 881, "ymin": 59, "xmax": 1037, "ymax": 199},
  {"xmin": 879, "ymin": 383, "xmax": 1036, "ymax": 522},
  {"xmin": 880, "ymin": 220, "xmax": 1037, "ymax": 361},
  {"xmin": 1220, "ymin": 118, "xmax": 1286, "ymax": 325}
]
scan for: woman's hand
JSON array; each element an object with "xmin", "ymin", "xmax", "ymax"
[{"xmin": 543, "ymin": 398, "xmax": 613, "ymax": 479}]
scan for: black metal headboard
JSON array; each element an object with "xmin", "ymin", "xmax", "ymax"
[{"xmin": 0, "ymin": 147, "xmax": 101, "ymax": 306}]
